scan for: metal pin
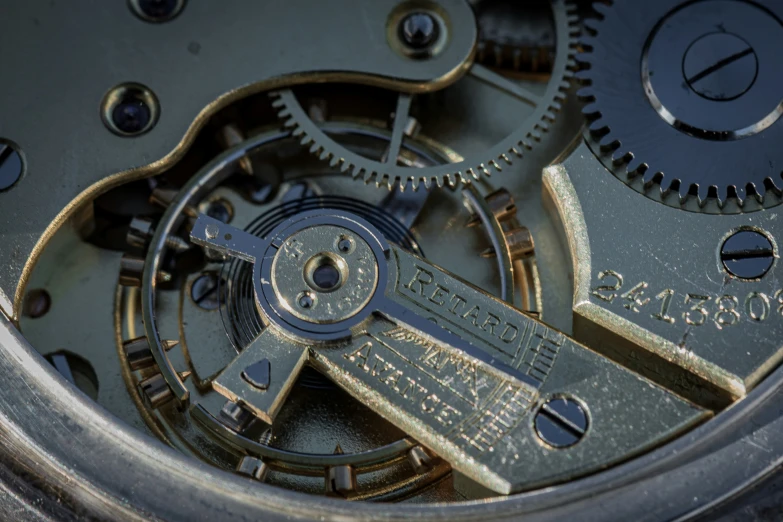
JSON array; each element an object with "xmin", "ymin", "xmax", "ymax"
[{"xmin": 119, "ymin": 254, "xmax": 172, "ymax": 287}]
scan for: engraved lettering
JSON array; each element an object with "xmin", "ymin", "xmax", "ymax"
[
  {"xmin": 462, "ymin": 305, "xmax": 481, "ymax": 326},
  {"xmin": 343, "ymin": 342, "xmax": 373, "ymax": 371},
  {"xmin": 480, "ymin": 313, "xmax": 501, "ymax": 335},
  {"xmin": 500, "ymin": 323, "xmax": 519, "ymax": 343},
  {"xmin": 429, "ymin": 284, "xmax": 449, "ymax": 306},
  {"xmin": 404, "ymin": 265, "xmax": 434, "ymax": 296},
  {"xmin": 435, "ymin": 403, "xmax": 462, "ymax": 427},
  {"xmin": 449, "ymin": 294, "xmax": 467, "ymax": 315},
  {"xmin": 421, "ymin": 393, "xmax": 441, "ymax": 413},
  {"xmin": 399, "ymin": 377, "xmax": 427, "ymax": 402}
]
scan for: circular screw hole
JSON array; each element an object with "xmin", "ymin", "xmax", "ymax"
[
  {"xmin": 298, "ymin": 292, "xmax": 315, "ymax": 309},
  {"xmin": 312, "ymin": 263, "xmax": 341, "ymax": 291},
  {"xmin": 534, "ymin": 396, "xmax": 588, "ymax": 449},
  {"xmin": 0, "ymin": 140, "xmax": 24, "ymax": 191},
  {"xmin": 129, "ymin": 0, "xmax": 186, "ymax": 23},
  {"xmin": 191, "ymin": 272, "xmax": 224, "ymax": 311},
  {"xmin": 23, "ymin": 289, "xmax": 51, "ymax": 319},
  {"xmin": 720, "ymin": 229, "xmax": 775, "ymax": 280},
  {"xmin": 337, "ymin": 236, "xmax": 354, "ymax": 254},
  {"xmin": 101, "ymin": 83, "xmax": 159, "ymax": 137},
  {"xmin": 399, "ymin": 12, "xmax": 440, "ymax": 51}
]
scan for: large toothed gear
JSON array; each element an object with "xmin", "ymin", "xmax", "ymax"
[
  {"xmin": 270, "ymin": 0, "xmax": 579, "ymax": 191},
  {"xmin": 578, "ymin": 0, "xmax": 783, "ymax": 213}
]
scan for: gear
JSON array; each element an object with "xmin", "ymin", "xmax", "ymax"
[
  {"xmin": 270, "ymin": 0, "xmax": 578, "ymax": 191},
  {"xmin": 471, "ymin": 0, "xmax": 557, "ymax": 74},
  {"xmin": 578, "ymin": 0, "xmax": 783, "ymax": 212}
]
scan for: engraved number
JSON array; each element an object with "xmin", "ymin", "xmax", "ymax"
[
  {"xmin": 776, "ymin": 289, "xmax": 783, "ymax": 317},
  {"xmin": 745, "ymin": 292, "xmax": 770, "ymax": 322},
  {"xmin": 652, "ymin": 289, "xmax": 675, "ymax": 324},
  {"xmin": 714, "ymin": 295, "xmax": 740, "ymax": 328},
  {"xmin": 620, "ymin": 282, "xmax": 650, "ymax": 312},
  {"xmin": 591, "ymin": 270, "xmax": 623, "ymax": 303},
  {"xmin": 683, "ymin": 294, "xmax": 710, "ymax": 326}
]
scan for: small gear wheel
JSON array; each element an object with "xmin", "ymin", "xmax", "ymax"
[
  {"xmin": 270, "ymin": 0, "xmax": 579, "ymax": 191},
  {"xmin": 578, "ymin": 0, "xmax": 783, "ymax": 213}
]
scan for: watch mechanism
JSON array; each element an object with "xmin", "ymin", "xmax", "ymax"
[{"xmin": 1, "ymin": 1, "xmax": 783, "ymax": 520}]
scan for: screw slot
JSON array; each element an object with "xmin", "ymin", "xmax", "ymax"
[
  {"xmin": 534, "ymin": 396, "xmax": 588, "ymax": 449},
  {"xmin": 720, "ymin": 229, "xmax": 775, "ymax": 280},
  {"xmin": 101, "ymin": 83, "xmax": 159, "ymax": 137},
  {"xmin": 0, "ymin": 140, "xmax": 24, "ymax": 191}
]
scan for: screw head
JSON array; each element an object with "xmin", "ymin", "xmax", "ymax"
[
  {"xmin": 191, "ymin": 272, "xmax": 223, "ymax": 310},
  {"xmin": 720, "ymin": 229, "xmax": 775, "ymax": 280},
  {"xmin": 399, "ymin": 12, "xmax": 439, "ymax": 50},
  {"xmin": 129, "ymin": 0, "xmax": 186, "ymax": 23},
  {"xmin": 0, "ymin": 141, "xmax": 23, "ymax": 191},
  {"xmin": 683, "ymin": 32, "xmax": 758, "ymax": 101},
  {"xmin": 534, "ymin": 396, "xmax": 588, "ymax": 448}
]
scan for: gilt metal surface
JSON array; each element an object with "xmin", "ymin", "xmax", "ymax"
[{"xmin": 191, "ymin": 210, "xmax": 707, "ymax": 495}]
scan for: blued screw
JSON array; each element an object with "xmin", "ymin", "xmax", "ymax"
[
  {"xmin": 191, "ymin": 272, "xmax": 223, "ymax": 310},
  {"xmin": 534, "ymin": 396, "xmax": 588, "ymax": 448},
  {"xmin": 720, "ymin": 229, "xmax": 775, "ymax": 280},
  {"xmin": 683, "ymin": 32, "xmax": 758, "ymax": 101},
  {"xmin": 399, "ymin": 12, "xmax": 439, "ymax": 50},
  {"xmin": 0, "ymin": 142, "xmax": 23, "ymax": 191}
]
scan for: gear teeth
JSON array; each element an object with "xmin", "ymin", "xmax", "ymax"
[
  {"xmin": 746, "ymin": 182, "xmax": 760, "ymax": 201},
  {"xmin": 267, "ymin": 0, "xmax": 578, "ymax": 192},
  {"xmin": 765, "ymin": 177, "xmax": 782, "ymax": 198},
  {"xmin": 726, "ymin": 185, "xmax": 740, "ymax": 202}
]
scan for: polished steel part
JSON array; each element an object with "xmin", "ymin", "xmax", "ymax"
[
  {"xmin": 546, "ymin": 142, "xmax": 783, "ymax": 408},
  {"xmin": 191, "ymin": 210, "xmax": 707, "ymax": 495},
  {"xmin": 0, "ymin": 0, "xmax": 477, "ymax": 317}
]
